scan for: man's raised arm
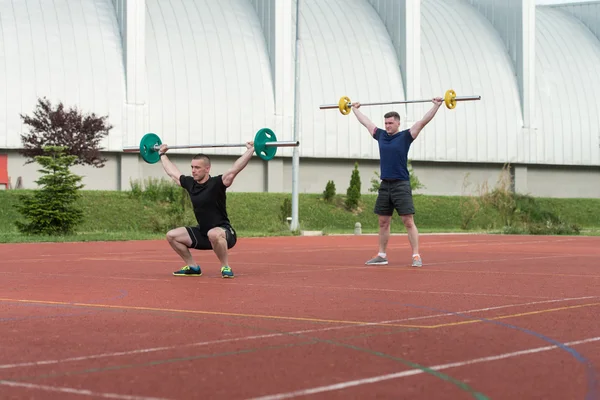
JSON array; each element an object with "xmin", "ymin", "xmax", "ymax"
[
  {"xmin": 351, "ymin": 102, "xmax": 377, "ymax": 136},
  {"xmin": 158, "ymin": 144, "xmax": 183, "ymax": 186},
  {"xmin": 409, "ymin": 97, "xmax": 443, "ymax": 140},
  {"xmin": 221, "ymin": 142, "xmax": 254, "ymax": 188}
]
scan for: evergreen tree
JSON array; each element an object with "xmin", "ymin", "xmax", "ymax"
[
  {"xmin": 15, "ymin": 146, "xmax": 85, "ymax": 235},
  {"xmin": 345, "ymin": 162, "xmax": 361, "ymax": 210},
  {"xmin": 323, "ymin": 180, "xmax": 336, "ymax": 202}
]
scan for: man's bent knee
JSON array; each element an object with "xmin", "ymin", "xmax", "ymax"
[
  {"xmin": 207, "ymin": 228, "xmax": 226, "ymax": 243},
  {"xmin": 167, "ymin": 227, "xmax": 192, "ymax": 246},
  {"xmin": 166, "ymin": 229, "xmax": 178, "ymax": 242}
]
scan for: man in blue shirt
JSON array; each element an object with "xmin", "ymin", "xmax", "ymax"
[{"xmin": 351, "ymin": 97, "xmax": 443, "ymax": 267}]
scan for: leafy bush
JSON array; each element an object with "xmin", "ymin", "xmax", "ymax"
[
  {"xmin": 459, "ymin": 164, "xmax": 580, "ymax": 235},
  {"xmin": 19, "ymin": 97, "xmax": 112, "ymax": 168}
]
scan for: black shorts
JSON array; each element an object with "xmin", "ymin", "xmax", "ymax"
[
  {"xmin": 374, "ymin": 180, "xmax": 415, "ymax": 216},
  {"xmin": 185, "ymin": 225, "xmax": 237, "ymax": 250}
]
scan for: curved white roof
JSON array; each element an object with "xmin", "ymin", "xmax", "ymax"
[
  {"xmin": 556, "ymin": 1, "xmax": 600, "ymax": 42},
  {"xmin": 145, "ymin": 0, "xmax": 275, "ymax": 156},
  {"xmin": 2, "ymin": 0, "xmax": 598, "ymax": 167},
  {"xmin": 298, "ymin": 0, "xmax": 405, "ymax": 159},
  {"xmin": 534, "ymin": 6, "xmax": 600, "ymax": 165},
  {"xmin": 414, "ymin": 0, "xmax": 522, "ymax": 164},
  {"xmin": 0, "ymin": 0, "xmax": 125, "ymax": 149}
]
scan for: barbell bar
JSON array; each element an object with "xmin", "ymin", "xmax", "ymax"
[
  {"xmin": 122, "ymin": 128, "xmax": 299, "ymax": 164},
  {"xmin": 319, "ymin": 89, "xmax": 481, "ymax": 115}
]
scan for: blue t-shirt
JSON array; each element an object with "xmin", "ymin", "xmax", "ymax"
[{"xmin": 373, "ymin": 128, "xmax": 414, "ymax": 181}]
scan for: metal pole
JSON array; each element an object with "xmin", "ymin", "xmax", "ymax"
[{"xmin": 290, "ymin": 0, "xmax": 300, "ymax": 232}]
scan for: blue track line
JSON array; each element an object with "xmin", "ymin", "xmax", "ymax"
[{"xmin": 366, "ymin": 298, "xmax": 599, "ymax": 400}]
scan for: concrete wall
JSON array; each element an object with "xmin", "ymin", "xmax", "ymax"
[
  {"xmin": 3, "ymin": 150, "xmax": 598, "ymax": 198},
  {"xmin": 525, "ymin": 165, "xmax": 600, "ymax": 198}
]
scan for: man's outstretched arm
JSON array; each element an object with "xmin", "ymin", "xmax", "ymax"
[
  {"xmin": 158, "ymin": 144, "xmax": 183, "ymax": 186},
  {"xmin": 409, "ymin": 97, "xmax": 443, "ymax": 140},
  {"xmin": 351, "ymin": 103, "xmax": 377, "ymax": 136},
  {"xmin": 221, "ymin": 142, "xmax": 254, "ymax": 188}
]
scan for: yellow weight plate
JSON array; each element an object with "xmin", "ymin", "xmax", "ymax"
[
  {"xmin": 444, "ymin": 89, "xmax": 457, "ymax": 109},
  {"xmin": 338, "ymin": 96, "xmax": 352, "ymax": 115}
]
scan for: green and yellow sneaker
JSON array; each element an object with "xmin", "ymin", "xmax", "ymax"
[
  {"xmin": 173, "ymin": 265, "xmax": 202, "ymax": 277},
  {"xmin": 220, "ymin": 266, "xmax": 234, "ymax": 279}
]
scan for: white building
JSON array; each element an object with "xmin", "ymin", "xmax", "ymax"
[{"xmin": 1, "ymin": 0, "xmax": 599, "ymax": 198}]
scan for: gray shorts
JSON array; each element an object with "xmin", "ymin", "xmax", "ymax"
[{"xmin": 374, "ymin": 180, "xmax": 415, "ymax": 216}]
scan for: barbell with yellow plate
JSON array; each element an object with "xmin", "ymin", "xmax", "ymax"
[{"xmin": 320, "ymin": 89, "xmax": 481, "ymax": 115}]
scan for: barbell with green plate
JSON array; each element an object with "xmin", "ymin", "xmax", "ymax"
[{"xmin": 122, "ymin": 128, "xmax": 299, "ymax": 164}]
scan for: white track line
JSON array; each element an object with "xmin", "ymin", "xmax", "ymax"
[
  {"xmin": 0, "ymin": 296, "xmax": 594, "ymax": 370},
  {"xmin": 0, "ymin": 236, "xmax": 582, "ymax": 262},
  {"xmin": 386, "ymin": 296, "xmax": 596, "ymax": 323},
  {"xmin": 0, "ymin": 380, "xmax": 170, "ymax": 400},
  {"xmin": 247, "ymin": 336, "xmax": 600, "ymax": 400}
]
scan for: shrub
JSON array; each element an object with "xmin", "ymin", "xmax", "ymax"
[
  {"xmin": 369, "ymin": 171, "xmax": 381, "ymax": 193},
  {"xmin": 459, "ymin": 173, "xmax": 482, "ymax": 230},
  {"xmin": 19, "ymin": 97, "xmax": 112, "ymax": 168},
  {"xmin": 458, "ymin": 164, "xmax": 580, "ymax": 235},
  {"xmin": 323, "ymin": 180, "xmax": 336, "ymax": 202},
  {"xmin": 128, "ymin": 178, "xmax": 193, "ymax": 232},
  {"xmin": 345, "ymin": 162, "xmax": 361, "ymax": 210},
  {"xmin": 514, "ymin": 194, "xmax": 580, "ymax": 235},
  {"xmin": 477, "ymin": 164, "xmax": 516, "ymax": 228},
  {"xmin": 14, "ymin": 146, "xmax": 84, "ymax": 235}
]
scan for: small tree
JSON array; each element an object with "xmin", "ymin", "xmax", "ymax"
[
  {"xmin": 19, "ymin": 97, "xmax": 112, "ymax": 168},
  {"xmin": 323, "ymin": 180, "xmax": 336, "ymax": 202},
  {"xmin": 14, "ymin": 146, "xmax": 85, "ymax": 235},
  {"xmin": 345, "ymin": 162, "xmax": 361, "ymax": 210}
]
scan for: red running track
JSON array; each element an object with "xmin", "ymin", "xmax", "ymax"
[{"xmin": 0, "ymin": 233, "xmax": 599, "ymax": 399}]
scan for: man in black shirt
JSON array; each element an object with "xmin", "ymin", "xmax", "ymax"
[{"xmin": 157, "ymin": 141, "xmax": 255, "ymax": 278}]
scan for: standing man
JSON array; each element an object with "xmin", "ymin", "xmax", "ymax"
[
  {"xmin": 157, "ymin": 141, "xmax": 255, "ymax": 278},
  {"xmin": 351, "ymin": 98, "xmax": 443, "ymax": 267}
]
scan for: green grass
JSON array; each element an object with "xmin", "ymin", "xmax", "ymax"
[
  {"xmin": 1, "ymin": 189, "xmax": 599, "ymax": 243},
  {"xmin": 531, "ymin": 198, "xmax": 600, "ymax": 227}
]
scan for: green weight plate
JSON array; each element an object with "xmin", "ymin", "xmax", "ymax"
[
  {"xmin": 254, "ymin": 128, "xmax": 277, "ymax": 161},
  {"xmin": 140, "ymin": 133, "xmax": 162, "ymax": 164}
]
